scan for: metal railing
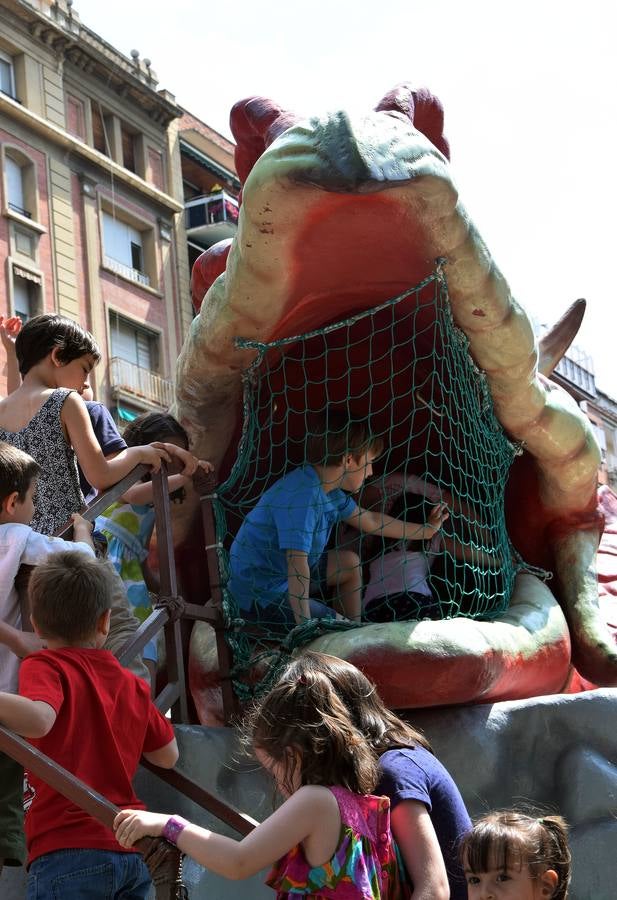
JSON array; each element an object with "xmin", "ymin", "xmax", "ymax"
[
  {"xmin": 8, "ymin": 200, "xmax": 31, "ymax": 218},
  {"xmin": 185, "ymin": 190, "xmax": 239, "ymax": 230},
  {"xmin": 103, "ymin": 254, "xmax": 151, "ymax": 287},
  {"xmin": 110, "ymin": 356, "xmax": 174, "ymax": 409},
  {"xmin": 1, "ymin": 461, "xmax": 253, "ymax": 896}
]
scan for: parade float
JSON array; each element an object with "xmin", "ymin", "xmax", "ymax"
[{"xmin": 169, "ymin": 85, "xmax": 616, "ymax": 721}]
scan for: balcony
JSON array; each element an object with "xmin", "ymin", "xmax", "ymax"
[
  {"xmin": 110, "ymin": 357, "xmax": 173, "ymax": 409},
  {"xmin": 185, "ymin": 190, "xmax": 239, "ymax": 249},
  {"xmin": 554, "ymin": 353, "xmax": 596, "ymax": 398},
  {"xmin": 103, "ymin": 255, "xmax": 150, "ymax": 287}
]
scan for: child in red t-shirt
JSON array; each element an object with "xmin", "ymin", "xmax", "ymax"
[{"xmin": 0, "ymin": 550, "xmax": 178, "ymax": 899}]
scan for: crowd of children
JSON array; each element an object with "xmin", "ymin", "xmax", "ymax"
[{"xmin": 0, "ymin": 313, "xmax": 574, "ymax": 898}]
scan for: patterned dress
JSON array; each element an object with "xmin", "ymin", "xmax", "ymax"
[
  {"xmin": 267, "ymin": 787, "xmax": 409, "ymax": 899},
  {"xmin": 0, "ymin": 389, "xmax": 84, "ymax": 535},
  {"xmin": 97, "ymin": 501, "xmax": 157, "ymax": 661}
]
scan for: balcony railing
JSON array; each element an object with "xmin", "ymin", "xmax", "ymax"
[
  {"xmin": 103, "ymin": 255, "xmax": 150, "ymax": 287},
  {"xmin": 185, "ymin": 190, "xmax": 239, "ymax": 249},
  {"xmin": 110, "ymin": 357, "xmax": 173, "ymax": 409},
  {"xmin": 8, "ymin": 201, "xmax": 31, "ymax": 219},
  {"xmin": 555, "ymin": 354, "xmax": 596, "ymax": 397}
]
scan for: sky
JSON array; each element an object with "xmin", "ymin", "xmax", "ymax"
[{"xmin": 75, "ymin": 0, "xmax": 616, "ymax": 395}]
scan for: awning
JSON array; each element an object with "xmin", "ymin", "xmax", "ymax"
[
  {"xmin": 179, "ymin": 139, "xmax": 241, "ymax": 190},
  {"xmin": 117, "ymin": 405, "xmax": 138, "ymax": 422},
  {"xmin": 13, "ymin": 265, "xmax": 42, "ymax": 285}
]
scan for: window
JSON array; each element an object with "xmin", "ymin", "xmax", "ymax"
[
  {"xmin": 91, "ymin": 103, "xmax": 110, "ymax": 156},
  {"xmin": 121, "ymin": 126, "xmax": 136, "ymax": 173},
  {"xmin": 65, "ymin": 93, "xmax": 86, "ymax": 141},
  {"xmin": 110, "ymin": 312, "xmax": 157, "ymax": 371},
  {"xmin": 12, "ymin": 268, "xmax": 42, "ymax": 322},
  {"xmin": 0, "ymin": 50, "xmax": 15, "ymax": 99},
  {"xmin": 3, "ymin": 148, "xmax": 38, "ymax": 223},
  {"xmin": 102, "ymin": 211, "xmax": 151, "ymax": 287},
  {"xmin": 148, "ymin": 148, "xmax": 165, "ymax": 192},
  {"xmin": 5, "ymin": 154, "xmax": 30, "ymax": 218},
  {"xmin": 108, "ymin": 312, "xmax": 172, "ymax": 407},
  {"xmin": 14, "ymin": 225, "xmax": 35, "ymax": 259}
]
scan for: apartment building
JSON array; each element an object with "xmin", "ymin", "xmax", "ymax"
[
  {"xmin": 550, "ymin": 344, "xmax": 617, "ymax": 491},
  {"xmin": 177, "ymin": 109, "xmax": 240, "ymax": 275},
  {"xmin": 0, "ymin": 0, "xmax": 191, "ymax": 420}
]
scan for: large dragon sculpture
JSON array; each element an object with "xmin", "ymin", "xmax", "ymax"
[{"xmin": 175, "ymin": 85, "xmax": 617, "ymax": 722}]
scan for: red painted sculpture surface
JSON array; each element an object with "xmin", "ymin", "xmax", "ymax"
[{"xmin": 178, "ymin": 86, "xmax": 617, "ymax": 723}]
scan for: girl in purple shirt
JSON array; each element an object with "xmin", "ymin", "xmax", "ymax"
[{"xmin": 290, "ymin": 652, "xmax": 472, "ymax": 900}]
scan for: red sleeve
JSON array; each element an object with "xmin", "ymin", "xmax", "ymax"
[
  {"xmin": 142, "ymin": 702, "xmax": 175, "ymax": 753},
  {"xmin": 18, "ymin": 655, "xmax": 65, "ymax": 714}
]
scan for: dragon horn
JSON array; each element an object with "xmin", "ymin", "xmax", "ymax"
[{"xmin": 537, "ymin": 298, "xmax": 587, "ymax": 378}]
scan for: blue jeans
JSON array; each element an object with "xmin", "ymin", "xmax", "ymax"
[{"xmin": 27, "ymin": 848, "xmax": 151, "ymax": 899}]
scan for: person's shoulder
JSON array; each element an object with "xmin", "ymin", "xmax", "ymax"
[
  {"xmin": 275, "ymin": 466, "xmax": 312, "ymax": 487},
  {"xmin": 59, "ymin": 389, "xmax": 84, "ymax": 414},
  {"xmin": 0, "ymin": 521, "xmax": 35, "ymax": 555},
  {"xmin": 293, "ymin": 784, "xmax": 340, "ymax": 810},
  {"xmin": 0, "ymin": 521, "xmax": 31, "ymax": 539},
  {"xmin": 380, "ymin": 745, "xmax": 433, "ymax": 772},
  {"xmin": 263, "ymin": 467, "xmax": 315, "ymax": 501}
]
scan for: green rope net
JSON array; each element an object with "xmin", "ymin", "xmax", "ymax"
[{"xmin": 213, "ymin": 264, "xmax": 524, "ymax": 701}]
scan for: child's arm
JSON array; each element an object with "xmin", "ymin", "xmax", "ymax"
[
  {"xmin": 286, "ymin": 550, "xmax": 312, "ymax": 623},
  {"xmin": 0, "ymin": 622, "xmax": 44, "ymax": 659},
  {"xmin": 121, "ymin": 474, "xmax": 188, "ymax": 506},
  {"xmin": 61, "ymin": 393, "xmax": 171, "ymax": 490},
  {"xmin": 115, "ymin": 784, "xmax": 337, "ymax": 881},
  {"xmin": 391, "ymin": 801, "xmax": 450, "ymax": 900},
  {"xmin": 0, "ymin": 691, "xmax": 56, "ymax": 738},
  {"xmin": 344, "ymin": 502, "xmax": 449, "ymax": 541},
  {"xmin": 121, "ymin": 458, "xmax": 213, "ymax": 506},
  {"xmin": 142, "ymin": 737, "xmax": 179, "ymax": 769},
  {"xmin": 0, "ymin": 315, "xmax": 23, "ymax": 394}
]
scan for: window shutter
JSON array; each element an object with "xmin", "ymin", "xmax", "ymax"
[
  {"xmin": 136, "ymin": 331, "xmax": 151, "ymax": 370},
  {"xmin": 103, "ymin": 213, "xmax": 131, "ymax": 267},
  {"xmin": 110, "ymin": 317, "xmax": 138, "ymax": 365},
  {"xmin": 66, "ymin": 94, "xmax": 86, "ymax": 141},
  {"xmin": 13, "ymin": 276, "xmax": 32, "ymax": 321},
  {"xmin": 6, "ymin": 156, "xmax": 24, "ymax": 210},
  {"xmin": 0, "ymin": 57, "xmax": 14, "ymax": 96}
]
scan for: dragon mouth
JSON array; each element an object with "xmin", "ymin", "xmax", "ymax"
[{"xmin": 178, "ymin": 90, "xmax": 616, "ymax": 711}]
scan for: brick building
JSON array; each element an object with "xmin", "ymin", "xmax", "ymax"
[{"xmin": 0, "ymin": 0, "xmax": 191, "ymax": 421}]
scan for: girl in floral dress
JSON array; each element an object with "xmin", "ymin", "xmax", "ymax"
[
  {"xmin": 114, "ymin": 663, "xmax": 410, "ymax": 899},
  {"xmin": 98, "ymin": 412, "xmax": 211, "ymax": 676}
]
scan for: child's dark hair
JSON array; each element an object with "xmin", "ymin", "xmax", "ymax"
[
  {"xmin": 122, "ymin": 412, "xmax": 189, "ymax": 450},
  {"xmin": 15, "ymin": 314, "xmax": 100, "ymax": 376},
  {"xmin": 0, "ymin": 442, "xmax": 41, "ymax": 504},
  {"xmin": 122, "ymin": 413, "xmax": 189, "ymax": 502},
  {"xmin": 306, "ymin": 410, "xmax": 383, "ymax": 467},
  {"xmin": 460, "ymin": 811, "xmax": 571, "ymax": 900},
  {"xmin": 382, "ymin": 491, "xmax": 431, "ymax": 553},
  {"xmin": 285, "ymin": 652, "xmax": 432, "ymax": 756},
  {"xmin": 245, "ymin": 661, "xmax": 379, "ymax": 797},
  {"xmin": 30, "ymin": 552, "xmax": 115, "ymax": 643}
]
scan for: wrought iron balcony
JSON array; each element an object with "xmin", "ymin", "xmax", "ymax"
[
  {"xmin": 185, "ymin": 190, "xmax": 239, "ymax": 249},
  {"xmin": 110, "ymin": 357, "xmax": 173, "ymax": 409}
]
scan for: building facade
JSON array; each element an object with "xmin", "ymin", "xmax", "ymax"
[
  {"xmin": 550, "ymin": 344, "xmax": 617, "ymax": 491},
  {"xmin": 0, "ymin": 0, "xmax": 192, "ymax": 421},
  {"xmin": 177, "ymin": 110, "xmax": 240, "ymax": 272}
]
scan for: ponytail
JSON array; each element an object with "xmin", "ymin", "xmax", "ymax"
[{"xmin": 537, "ymin": 816, "xmax": 571, "ymax": 900}]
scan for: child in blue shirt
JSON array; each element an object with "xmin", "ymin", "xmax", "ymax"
[{"xmin": 229, "ymin": 413, "xmax": 448, "ymax": 628}]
